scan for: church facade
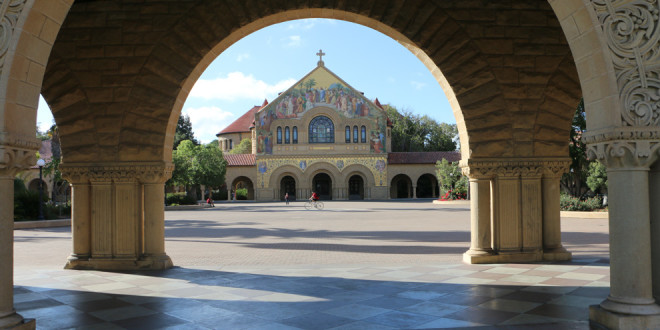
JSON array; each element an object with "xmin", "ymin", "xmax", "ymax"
[{"xmin": 217, "ymin": 57, "xmax": 459, "ymax": 201}]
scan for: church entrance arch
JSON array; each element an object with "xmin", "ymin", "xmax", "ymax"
[
  {"xmin": 280, "ymin": 176, "xmax": 297, "ymax": 201},
  {"xmin": 348, "ymin": 175, "xmax": 364, "ymax": 200},
  {"xmin": 390, "ymin": 174, "xmax": 412, "ymax": 199},
  {"xmin": 231, "ymin": 177, "xmax": 254, "ymax": 200},
  {"xmin": 416, "ymin": 174, "xmax": 438, "ymax": 199},
  {"xmin": 312, "ymin": 173, "xmax": 332, "ymax": 200}
]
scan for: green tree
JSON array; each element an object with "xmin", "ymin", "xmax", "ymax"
[
  {"xmin": 173, "ymin": 114, "xmax": 198, "ymax": 149},
  {"xmin": 192, "ymin": 144, "xmax": 227, "ymax": 199},
  {"xmin": 586, "ymin": 160, "xmax": 608, "ymax": 194},
  {"xmin": 435, "ymin": 159, "xmax": 465, "ymax": 199},
  {"xmin": 561, "ymin": 99, "xmax": 588, "ymax": 197},
  {"xmin": 385, "ymin": 105, "xmax": 457, "ymax": 152},
  {"xmin": 168, "ymin": 140, "xmax": 227, "ymax": 200},
  {"xmin": 229, "ymin": 138, "xmax": 252, "ymax": 154}
]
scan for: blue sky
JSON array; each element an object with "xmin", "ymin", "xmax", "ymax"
[{"xmin": 37, "ymin": 18, "xmax": 454, "ymax": 143}]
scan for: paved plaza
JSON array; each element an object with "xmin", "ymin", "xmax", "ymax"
[{"xmin": 13, "ymin": 200, "xmax": 609, "ymax": 329}]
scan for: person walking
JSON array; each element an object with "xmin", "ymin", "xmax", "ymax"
[{"xmin": 285, "ymin": 192, "xmax": 289, "ymax": 205}]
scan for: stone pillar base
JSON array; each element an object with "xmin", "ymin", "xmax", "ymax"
[
  {"xmin": 463, "ymin": 251, "xmax": 545, "ymax": 264},
  {"xmin": 542, "ymin": 247, "xmax": 572, "ymax": 261},
  {"xmin": 590, "ymin": 304, "xmax": 660, "ymax": 329},
  {"xmin": 0, "ymin": 313, "xmax": 35, "ymax": 329},
  {"xmin": 64, "ymin": 254, "xmax": 173, "ymax": 271}
]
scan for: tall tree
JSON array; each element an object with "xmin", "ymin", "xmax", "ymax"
[
  {"xmin": 229, "ymin": 138, "xmax": 252, "ymax": 154},
  {"xmin": 561, "ymin": 99, "xmax": 588, "ymax": 197},
  {"xmin": 174, "ymin": 114, "xmax": 198, "ymax": 149},
  {"xmin": 385, "ymin": 105, "xmax": 457, "ymax": 152},
  {"xmin": 192, "ymin": 144, "xmax": 227, "ymax": 199}
]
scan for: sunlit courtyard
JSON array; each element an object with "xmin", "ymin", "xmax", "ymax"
[{"xmin": 14, "ymin": 201, "xmax": 608, "ymax": 329}]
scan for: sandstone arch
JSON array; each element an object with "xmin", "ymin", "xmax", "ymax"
[{"xmin": 2, "ymin": 0, "xmax": 658, "ymax": 327}]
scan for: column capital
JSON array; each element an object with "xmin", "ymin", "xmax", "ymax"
[
  {"xmin": 0, "ymin": 132, "xmax": 40, "ymax": 177},
  {"xmin": 461, "ymin": 158, "xmax": 570, "ymax": 179},
  {"xmin": 60, "ymin": 162, "xmax": 174, "ymax": 184},
  {"xmin": 585, "ymin": 128, "xmax": 660, "ymax": 169}
]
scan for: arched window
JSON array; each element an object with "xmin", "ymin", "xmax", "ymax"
[
  {"xmin": 309, "ymin": 116, "xmax": 334, "ymax": 143},
  {"xmin": 353, "ymin": 126, "xmax": 358, "ymax": 143},
  {"xmin": 345, "ymin": 126, "xmax": 351, "ymax": 143},
  {"xmin": 285, "ymin": 126, "xmax": 290, "ymax": 144},
  {"xmin": 277, "ymin": 127, "xmax": 282, "ymax": 144},
  {"xmin": 361, "ymin": 126, "xmax": 367, "ymax": 143},
  {"xmin": 292, "ymin": 126, "xmax": 298, "ymax": 144}
]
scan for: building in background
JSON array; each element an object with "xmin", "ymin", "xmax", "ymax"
[{"xmin": 217, "ymin": 58, "xmax": 459, "ymax": 201}]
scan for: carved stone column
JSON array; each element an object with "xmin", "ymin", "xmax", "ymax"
[
  {"xmin": 462, "ymin": 170, "xmax": 494, "ymax": 262},
  {"xmin": 587, "ymin": 137, "xmax": 660, "ymax": 327},
  {"xmin": 0, "ymin": 135, "xmax": 38, "ymax": 329},
  {"xmin": 462, "ymin": 158, "xmax": 571, "ymax": 264},
  {"xmin": 542, "ymin": 163, "xmax": 571, "ymax": 260},
  {"xmin": 61, "ymin": 163, "xmax": 174, "ymax": 270}
]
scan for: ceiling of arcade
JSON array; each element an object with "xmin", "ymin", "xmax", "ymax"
[{"xmin": 42, "ymin": 0, "xmax": 581, "ymax": 164}]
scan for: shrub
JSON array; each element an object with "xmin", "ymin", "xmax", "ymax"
[
  {"xmin": 14, "ymin": 190, "xmax": 47, "ymax": 220},
  {"xmin": 166, "ymin": 192, "xmax": 197, "ymax": 205},
  {"xmin": 560, "ymin": 194, "xmax": 603, "ymax": 211},
  {"xmin": 235, "ymin": 188, "xmax": 248, "ymax": 200}
]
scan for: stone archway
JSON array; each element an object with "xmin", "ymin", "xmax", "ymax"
[
  {"xmin": 416, "ymin": 174, "xmax": 438, "ymax": 199},
  {"xmin": 3, "ymin": 0, "xmax": 660, "ymax": 327},
  {"xmin": 312, "ymin": 173, "xmax": 332, "ymax": 200},
  {"xmin": 348, "ymin": 175, "xmax": 364, "ymax": 200},
  {"xmin": 231, "ymin": 176, "xmax": 254, "ymax": 200},
  {"xmin": 390, "ymin": 174, "xmax": 412, "ymax": 199},
  {"xmin": 280, "ymin": 176, "xmax": 296, "ymax": 201}
]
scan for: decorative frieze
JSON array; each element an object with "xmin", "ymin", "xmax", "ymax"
[
  {"xmin": 591, "ymin": 0, "xmax": 660, "ymax": 127},
  {"xmin": 0, "ymin": 0, "xmax": 28, "ymax": 76},
  {"xmin": 460, "ymin": 158, "xmax": 570, "ymax": 179},
  {"xmin": 60, "ymin": 162, "xmax": 174, "ymax": 184},
  {"xmin": 587, "ymin": 139, "xmax": 660, "ymax": 168},
  {"xmin": 0, "ymin": 145, "xmax": 37, "ymax": 177}
]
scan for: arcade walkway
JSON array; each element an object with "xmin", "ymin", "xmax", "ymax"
[{"xmin": 13, "ymin": 201, "xmax": 608, "ymax": 329}]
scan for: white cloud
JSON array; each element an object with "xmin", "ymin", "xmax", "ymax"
[
  {"xmin": 182, "ymin": 106, "xmax": 235, "ymax": 143},
  {"xmin": 286, "ymin": 19, "xmax": 316, "ymax": 30},
  {"xmin": 236, "ymin": 53, "xmax": 250, "ymax": 62},
  {"xmin": 286, "ymin": 35, "xmax": 301, "ymax": 47},
  {"xmin": 189, "ymin": 72, "xmax": 296, "ymax": 101},
  {"xmin": 411, "ymin": 81, "xmax": 427, "ymax": 90}
]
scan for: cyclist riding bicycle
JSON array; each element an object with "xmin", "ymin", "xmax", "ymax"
[{"xmin": 310, "ymin": 191, "xmax": 319, "ymax": 202}]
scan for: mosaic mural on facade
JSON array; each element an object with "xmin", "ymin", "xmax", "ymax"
[
  {"xmin": 257, "ymin": 156, "xmax": 388, "ymax": 188},
  {"xmin": 256, "ymin": 66, "xmax": 388, "ymax": 155}
]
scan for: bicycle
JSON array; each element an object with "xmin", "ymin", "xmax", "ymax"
[{"xmin": 304, "ymin": 200, "xmax": 324, "ymax": 210}]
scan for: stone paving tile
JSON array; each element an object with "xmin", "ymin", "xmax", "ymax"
[{"xmin": 13, "ymin": 202, "xmax": 608, "ymax": 329}]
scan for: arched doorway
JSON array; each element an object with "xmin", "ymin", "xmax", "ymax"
[
  {"xmin": 416, "ymin": 174, "xmax": 438, "ymax": 199},
  {"xmin": 390, "ymin": 174, "xmax": 412, "ymax": 199},
  {"xmin": 280, "ymin": 176, "xmax": 296, "ymax": 201},
  {"xmin": 348, "ymin": 175, "xmax": 364, "ymax": 200},
  {"xmin": 231, "ymin": 177, "xmax": 254, "ymax": 200},
  {"xmin": 312, "ymin": 173, "xmax": 332, "ymax": 200},
  {"xmin": 27, "ymin": 179, "xmax": 46, "ymax": 194}
]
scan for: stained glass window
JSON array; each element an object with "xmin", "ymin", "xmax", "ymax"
[
  {"xmin": 309, "ymin": 116, "xmax": 334, "ymax": 143},
  {"xmin": 345, "ymin": 126, "xmax": 351, "ymax": 143},
  {"xmin": 292, "ymin": 126, "xmax": 298, "ymax": 144},
  {"xmin": 353, "ymin": 126, "xmax": 358, "ymax": 143},
  {"xmin": 361, "ymin": 126, "xmax": 366, "ymax": 143},
  {"xmin": 277, "ymin": 127, "xmax": 282, "ymax": 144},
  {"xmin": 285, "ymin": 126, "xmax": 290, "ymax": 144}
]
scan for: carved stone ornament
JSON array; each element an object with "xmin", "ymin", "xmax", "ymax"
[
  {"xmin": 0, "ymin": 131, "xmax": 40, "ymax": 177},
  {"xmin": 460, "ymin": 158, "xmax": 570, "ymax": 179},
  {"xmin": 584, "ymin": 127, "xmax": 660, "ymax": 167},
  {"xmin": 0, "ymin": 0, "xmax": 27, "ymax": 76},
  {"xmin": 0, "ymin": 145, "xmax": 36, "ymax": 177},
  {"xmin": 591, "ymin": 0, "xmax": 660, "ymax": 127},
  {"xmin": 60, "ymin": 163, "xmax": 174, "ymax": 184}
]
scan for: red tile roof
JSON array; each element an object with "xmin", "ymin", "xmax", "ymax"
[
  {"xmin": 217, "ymin": 100, "xmax": 268, "ymax": 136},
  {"xmin": 387, "ymin": 151, "xmax": 461, "ymax": 164},
  {"xmin": 224, "ymin": 153, "xmax": 256, "ymax": 166}
]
